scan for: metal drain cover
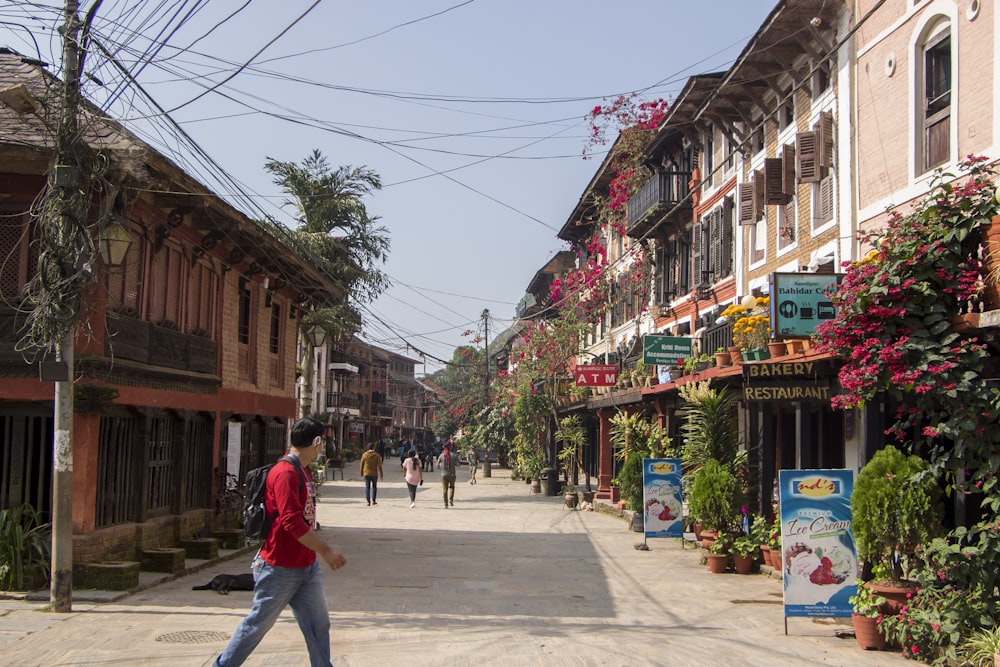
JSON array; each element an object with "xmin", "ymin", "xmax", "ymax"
[{"xmin": 156, "ymin": 630, "xmax": 231, "ymax": 644}]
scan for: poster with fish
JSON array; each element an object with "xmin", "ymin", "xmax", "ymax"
[
  {"xmin": 778, "ymin": 469, "xmax": 857, "ymax": 618},
  {"xmin": 642, "ymin": 458, "xmax": 683, "ymax": 538}
]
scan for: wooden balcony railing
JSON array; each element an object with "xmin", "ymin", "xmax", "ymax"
[{"xmin": 627, "ymin": 170, "xmax": 692, "ymax": 236}]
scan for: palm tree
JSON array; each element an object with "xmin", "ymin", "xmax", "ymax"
[{"xmin": 265, "ymin": 149, "xmax": 391, "ymax": 305}]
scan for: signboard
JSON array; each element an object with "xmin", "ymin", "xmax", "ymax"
[
  {"xmin": 642, "ymin": 335, "xmax": 693, "ymax": 366},
  {"xmin": 642, "ymin": 458, "xmax": 684, "ymax": 538},
  {"xmin": 769, "ymin": 272, "xmax": 843, "ymax": 337},
  {"xmin": 226, "ymin": 422, "xmax": 243, "ymax": 485},
  {"xmin": 573, "ymin": 364, "xmax": 618, "ymax": 387},
  {"xmin": 743, "ymin": 383, "xmax": 831, "ymax": 401},
  {"xmin": 778, "ymin": 469, "xmax": 857, "ymax": 618},
  {"xmin": 742, "ymin": 361, "xmax": 832, "ymax": 401},
  {"xmin": 349, "ymin": 422, "xmax": 365, "ymax": 433}
]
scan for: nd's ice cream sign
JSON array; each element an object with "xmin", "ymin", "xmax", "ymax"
[
  {"xmin": 573, "ymin": 364, "xmax": 618, "ymax": 387},
  {"xmin": 778, "ymin": 469, "xmax": 857, "ymax": 619}
]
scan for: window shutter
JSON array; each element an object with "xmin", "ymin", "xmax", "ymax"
[
  {"xmin": 691, "ymin": 222, "xmax": 704, "ymax": 289},
  {"xmin": 796, "ymin": 130, "xmax": 820, "ymax": 183},
  {"xmin": 665, "ymin": 239, "xmax": 676, "ymax": 302},
  {"xmin": 738, "ymin": 181, "xmax": 754, "ymax": 224},
  {"xmin": 818, "ymin": 110, "xmax": 834, "ymax": 169},
  {"xmin": 752, "ymin": 169, "xmax": 764, "ymax": 221},
  {"xmin": 764, "ymin": 158, "xmax": 786, "ymax": 205},
  {"xmin": 819, "ymin": 173, "xmax": 834, "ymax": 222},
  {"xmin": 709, "ymin": 208, "xmax": 722, "ymax": 282},
  {"xmin": 782, "ymin": 143, "xmax": 796, "ymax": 197},
  {"xmin": 720, "ymin": 197, "xmax": 734, "ymax": 278}
]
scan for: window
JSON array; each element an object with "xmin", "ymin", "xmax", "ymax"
[
  {"xmin": 811, "ymin": 63, "xmax": 831, "ymax": 100},
  {"xmin": 778, "ymin": 202, "xmax": 796, "ymax": 251},
  {"xmin": 0, "ymin": 207, "xmax": 37, "ymax": 300},
  {"xmin": 654, "ymin": 236, "xmax": 691, "ymax": 305},
  {"xmin": 149, "ymin": 243, "xmax": 183, "ymax": 326},
  {"xmin": 921, "ymin": 22, "xmax": 951, "ymax": 172},
  {"xmin": 750, "ymin": 219, "xmax": 766, "ymax": 264},
  {"xmin": 703, "ymin": 132, "xmax": 714, "ymax": 186},
  {"xmin": 237, "ymin": 277, "xmax": 256, "ymax": 381},
  {"xmin": 187, "ymin": 260, "xmax": 218, "ymax": 337},
  {"xmin": 778, "ymin": 99, "xmax": 795, "ymax": 131},
  {"xmin": 812, "ymin": 174, "xmax": 834, "ymax": 229}
]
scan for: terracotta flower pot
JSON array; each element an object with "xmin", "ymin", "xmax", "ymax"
[
  {"xmin": 728, "ymin": 346, "xmax": 744, "ymax": 365},
  {"xmin": 715, "ymin": 352, "xmax": 731, "ymax": 367},
  {"xmin": 768, "ymin": 341, "xmax": 787, "ymax": 358},
  {"xmin": 865, "ymin": 581, "xmax": 917, "ymax": 615},
  {"xmin": 733, "ymin": 554, "xmax": 754, "ymax": 574},
  {"xmin": 706, "ymin": 553, "xmax": 729, "ymax": 574},
  {"xmin": 852, "ymin": 614, "xmax": 888, "ymax": 651}
]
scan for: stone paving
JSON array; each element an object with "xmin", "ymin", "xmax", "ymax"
[{"xmin": 0, "ymin": 467, "xmax": 907, "ymax": 666}]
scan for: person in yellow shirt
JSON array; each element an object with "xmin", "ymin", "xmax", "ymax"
[{"xmin": 359, "ymin": 442, "xmax": 384, "ymax": 506}]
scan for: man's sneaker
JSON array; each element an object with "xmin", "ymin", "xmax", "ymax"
[{"xmin": 409, "ymin": 502, "xmax": 415, "ymax": 508}]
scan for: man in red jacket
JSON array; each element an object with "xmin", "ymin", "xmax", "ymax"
[{"xmin": 214, "ymin": 418, "xmax": 346, "ymax": 667}]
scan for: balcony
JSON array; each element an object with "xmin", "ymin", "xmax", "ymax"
[
  {"xmin": 325, "ymin": 392, "xmax": 361, "ymax": 416},
  {"xmin": 104, "ymin": 314, "xmax": 218, "ymax": 375},
  {"xmin": 626, "ymin": 170, "xmax": 692, "ymax": 238},
  {"xmin": 328, "ymin": 362, "xmax": 359, "ymax": 374}
]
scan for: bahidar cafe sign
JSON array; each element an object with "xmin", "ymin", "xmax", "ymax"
[{"xmin": 742, "ymin": 360, "xmax": 833, "ymax": 402}]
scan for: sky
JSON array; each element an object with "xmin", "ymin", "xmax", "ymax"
[{"xmin": 1, "ymin": 0, "xmax": 774, "ymax": 374}]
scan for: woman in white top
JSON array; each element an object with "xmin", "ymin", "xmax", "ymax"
[{"xmin": 402, "ymin": 449, "xmax": 423, "ymax": 507}]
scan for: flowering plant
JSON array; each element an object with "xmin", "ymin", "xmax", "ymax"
[{"xmin": 732, "ymin": 314, "xmax": 770, "ymax": 351}]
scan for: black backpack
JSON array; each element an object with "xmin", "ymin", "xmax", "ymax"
[{"xmin": 243, "ymin": 456, "xmax": 305, "ymax": 543}]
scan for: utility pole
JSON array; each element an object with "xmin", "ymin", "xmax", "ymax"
[
  {"xmin": 50, "ymin": 0, "xmax": 84, "ymax": 613},
  {"xmin": 481, "ymin": 309, "xmax": 491, "ymax": 478}
]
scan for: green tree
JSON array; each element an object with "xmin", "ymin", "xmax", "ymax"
[{"xmin": 265, "ymin": 149, "xmax": 391, "ymax": 313}]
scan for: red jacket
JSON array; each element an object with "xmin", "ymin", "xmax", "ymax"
[{"xmin": 260, "ymin": 457, "xmax": 317, "ymax": 568}]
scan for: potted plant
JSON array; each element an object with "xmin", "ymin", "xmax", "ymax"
[
  {"xmin": 714, "ymin": 346, "xmax": 731, "ymax": 367},
  {"xmin": 853, "ymin": 445, "xmax": 943, "ymax": 607},
  {"xmin": 750, "ymin": 515, "xmax": 770, "ymax": 564},
  {"xmin": 556, "ymin": 415, "xmax": 585, "ymax": 509},
  {"xmin": 848, "ymin": 579, "xmax": 889, "ymax": 651},
  {"xmin": 731, "ymin": 535, "xmax": 758, "ymax": 574},
  {"xmin": 694, "ymin": 352, "xmax": 714, "ymax": 372},
  {"xmin": 767, "ymin": 517, "xmax": 782, "ymax": 570},
  {"xmin": 706, "ymin": 533, "xmax": 732, "ymax": 573},
  {"xmin": 688, "ymin": 458, "xmax": 742, "ymax": 536},
  {"xmin": 960, "ymin": 626, "xmax": 1000, "ymax": 667}
]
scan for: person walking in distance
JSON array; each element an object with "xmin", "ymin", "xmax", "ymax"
[
  {"xmin": 213, "ymin": 418, "xmax": 346, "ymax": 667},
  {"xmin": 359, "ymin": 442, "xmax": 383, "ymax": 506},
  {"xmin": 437, "ymin": 439, "xmax": 458, "ymax": 507},
  {"xmin": 467, "ymin": 447, "xmax": 479, "ymax": 485},
  {"xmin": 402, "ymin": 448, "xmax": 423, "ymax": 508}
]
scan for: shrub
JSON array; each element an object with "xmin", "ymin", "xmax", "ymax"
[
  {"xmin": 0, "ymin": 504, "xmax": 51, "ymax": 591},
  {"xmin": 688, "ymin": 459, "xmax": 742, "ymax": 533}
]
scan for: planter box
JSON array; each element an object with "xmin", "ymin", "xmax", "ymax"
[
  {"xmin": 140, "ymin": 547, "xmax": 187, "ymax": 573},
  {"xmin": 179, "ymin": 538, "xmax": 219, "ymax": 560},
  {"xmin": 73, "ymin": 561, "xmax": 140, "ymax": 591},
  {"xmin": 212, "ymin": 529, "xmax": 245, "ymax": 550}
]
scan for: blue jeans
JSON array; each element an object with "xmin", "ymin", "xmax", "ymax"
[
  {"xmin": 364, "ymin": 476, "xmax": 378, "ymax": 502},
  {"xmin": 214, "ymin": 559, "xmax": 331, "ymax": 667}
]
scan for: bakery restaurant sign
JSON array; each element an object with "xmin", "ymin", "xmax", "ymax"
[{"xmin": 742, "ymin": 361, "xmax": 831, "ymax": 402}]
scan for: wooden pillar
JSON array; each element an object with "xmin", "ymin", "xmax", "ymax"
[{"xmin": 595, "ymin": 410, "xmax": 614, "ymax": 499}]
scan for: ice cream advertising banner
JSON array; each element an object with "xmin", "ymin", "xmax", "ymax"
[
  {"xmin": 642, "ymin": 458, "xmax": 683, "ymax": 538},
  {"xmin": 778, "ymin": 469, "xmax": 857, "ymax": 618}
]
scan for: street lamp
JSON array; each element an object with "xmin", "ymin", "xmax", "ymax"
[
  {"xmin": 98, "ymin": 219, "xmax": 133, "ymax": 267},
  {"xmin": 741, "ymin": 294, "xmax": 758, "ymax": 310},
  {"xmin": 304, "ymin": 323, "xmax": 328, "ymax": 348}
]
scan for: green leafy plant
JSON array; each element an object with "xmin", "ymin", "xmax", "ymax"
[
  {"xmin": 0, "ymin": 504, "xmax": 51, "ymax": 591},
  {"xmin": 848, "ymin": 579, "xmax": 887, "ymax": 619},
  {"xmin": 731, "ymin": 535, "xmax": 759, "ymax": 559},
  {"xmin": 709, "ymin": 533, "xmax": 733, "ymax": 556},
  {"xmin": 878, "ymin": 519, "xmax": 1000, "ymax": 665},
  {"xmin": 852, "ymin": 445, "xmax": 943, "ymax": 582},
  {"xmin": 676, "ymin": 381, "xmax": 744, "ymax": 480},
  {"xmin": 555, "ymin": 415, "xmax": 586, "ymax": 494},
  {"xmin": 687, "ymin": 458, "xmax": 742, "ymax": 533},
  {"xmin": 609, "ymin": 411, "xmax": 669, "ymax": 511},
  {"xmin": 960, "ymin": 625, "xmax": 1000, "ymax": 667}
]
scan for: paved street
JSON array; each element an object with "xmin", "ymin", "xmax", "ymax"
[{"xmin": 0, "ymin": 467, "xmax": 906, "ymax": 666}]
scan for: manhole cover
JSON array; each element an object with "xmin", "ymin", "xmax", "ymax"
[{"xmin": 156, "ymin": 630, "xmax": 231, "ymax": 644}]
